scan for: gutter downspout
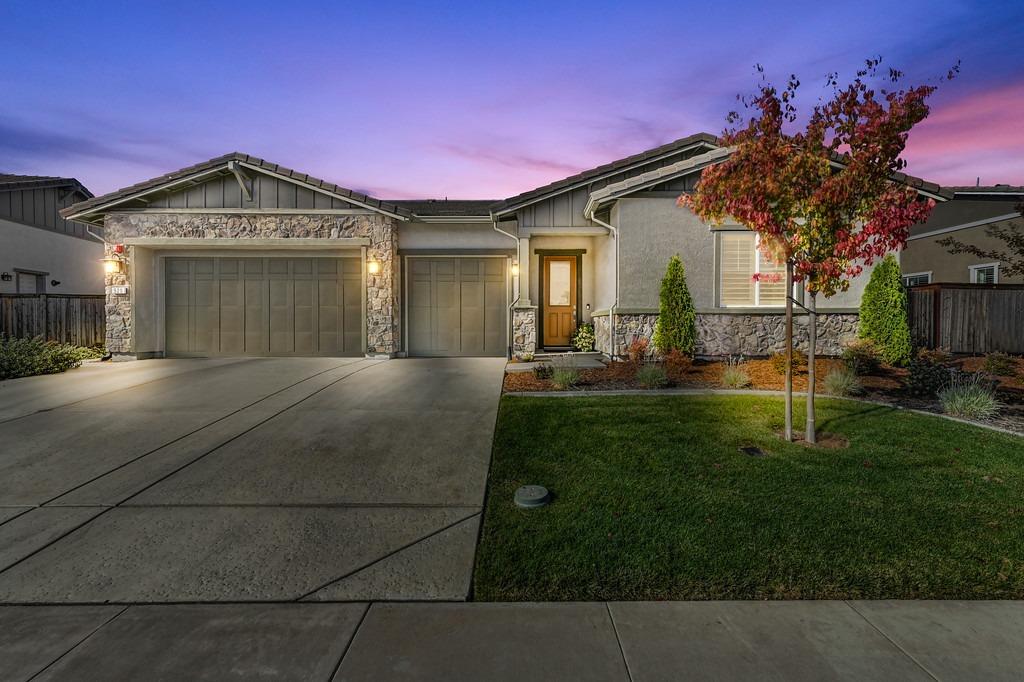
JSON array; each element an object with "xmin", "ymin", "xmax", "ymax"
[
  {"xmin": 493, "ymin": 217, "xmax": 520, "ymax": 359},
  {"xmin": 585, "ymin": 209, "xmax": 619, "ymax": 360}
]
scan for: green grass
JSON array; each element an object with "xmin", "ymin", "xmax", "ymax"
[{"xmin": 474, "ymin": 395, "xmax": 1024, "ymax": 601}]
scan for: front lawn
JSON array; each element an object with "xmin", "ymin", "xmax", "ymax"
[{"xmin": 474, "ymin": 394, "xmax": 1024, "ymax": 601}]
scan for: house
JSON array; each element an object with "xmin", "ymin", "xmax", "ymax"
[
  {"xmin": 1, "ymin": 174, "xmax": 102, "ymax": 295},
  {"xmin": 61, "ymin": 135, "xmax": 946, "ymax": 360},
  {"xmin": 901, "ymin": 185, "xmax": 1024, "ymax": 285}
]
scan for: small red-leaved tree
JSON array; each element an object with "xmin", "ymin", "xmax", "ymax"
[{"xmin": 682, "ymin": 59, "xmax": 951, "ymax": 443}]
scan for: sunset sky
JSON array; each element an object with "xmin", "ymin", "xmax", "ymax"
[{"xmin": 2, "ymin": 0, "xmax": 1022, "ymax": 198}]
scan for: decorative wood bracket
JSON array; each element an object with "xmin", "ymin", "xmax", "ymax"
[{"xmin": 227, "ymin": 160, "xmax": 253, "ymax": 201}]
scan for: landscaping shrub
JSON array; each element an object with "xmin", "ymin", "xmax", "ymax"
[
  {"xmin": 0, "ymin": 336, "xmax": 86, "ymax": 380},
  {"xmin": 769, "ymin": 349, "xmax": 807, "ymax": 375},
  {"xmin": 626, "ymin": 337, "xmax": 649, "ymax": 364},
  {"xmin": 939, "ymin": 372, "xmax": 1001, "ymax": 420},
  {"xmin": 906, "ymin": 358, "xmax": 952, "ymax": 397},
  {"xmin": 551, "ymin": 366, "xmax": 580, "ymax": 390},
  {"xmin": 720, "ymin": 357, "xmax": 751, "ymax": 388},
  {"xmin": 822, "ymin": 366, "xmax": 864, "ymax": 396},
  {"xmin": 518, "ymin": 351, "xmax": 535, "ymax": 362},
  {"xmin": 858, "ymin": 254, "xmax": 912, "ymax": 366},
  {"xmin": 841, "ymin": 338, "xmax": 882, "ymax": 375},
  {"xmin": 636, "ymin": 364, "xmax": 669, "ymax": 389},
  {"xmin": 982, "ymin": 352, "xmax": 1018, "ymax": 377},
  {"xmin": 663, "ymin": 349, "xmax": 692, "ymax": 376},
  {"xmin": 533, "ymin": 363, "xmax": 553, "ymax": 380},
  {"xmin": 572, "ymin": 323, "xmax": 595, "ymax": 352},
  {"xmin": 652, "ymin": 254, "xmax": 696, "ymax": 356}
]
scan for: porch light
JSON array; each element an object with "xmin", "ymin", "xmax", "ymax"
[
  {"xmin": 511, "ymin": 262, "xmax": 520, "ymax": 277},
  {"xmin": 366, "ymin": 259, "xmax": 381, "ymax": 275},
  {"xmin": 101, "ymin": 255, "xmax": 123, "ymax": 274}
]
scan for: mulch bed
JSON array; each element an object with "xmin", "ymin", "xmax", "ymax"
[{"xmin": 503, "ymin": 355, "xmax": 1024, "ymax": 435}]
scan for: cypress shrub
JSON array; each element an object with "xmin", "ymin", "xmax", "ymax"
[
  {"xmin": 653, "ymin": 255, "xmax": 696, "ymax": 356},
  {"xmin": 858, "ymin": 254, "xmax": 912, "ymax": 366}
]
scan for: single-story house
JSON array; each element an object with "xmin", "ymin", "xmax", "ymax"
[
  {"xmin": 1, "ymin": 174, "xmax": 102, "ymax": 295},
  {"xmin": 901, "ymin": 185, "xmax": 1023, "ymax": 286},
  {"xmin": 61, "ymin": 134, "xmax": 947, "ymax": 360}
]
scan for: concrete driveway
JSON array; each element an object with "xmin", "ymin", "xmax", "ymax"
[{"xmin": 0, "ymin": 356, "xmax": 504, "ymax": 603}]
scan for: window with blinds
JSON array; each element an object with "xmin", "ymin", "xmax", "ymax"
[
  {"xmin": 970, "ymin": 264, "xmax": 998, "ymax": 284},
  {"xmin": 719, "ymin": 232, "xmax": 787, "ymax": 307}
]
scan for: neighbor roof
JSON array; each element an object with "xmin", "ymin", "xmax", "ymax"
[
  {"xmin": 947, "ymin": 185, "xmax": 1024, "ymax": 195},
  {"xmin": 62, "ymin": 153, "xmax": 413, "ymax": 221},
  {"xmin": 489, "ymin": 132, "xmax": 720, "ymax": 215},
  {"xmin": 0, "ymin": 173, "xmax": 93, "ymax": 198},
  {"xmin": 389, "ymin": 199, "xmax": 497, "ymax": 217}
]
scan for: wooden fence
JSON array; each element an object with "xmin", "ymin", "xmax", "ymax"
[
  {"xmin": 907, "ymin": 283, "xmax": 1024, "ymax": 354},
  {"xmin": 0, "ymin": 294, "xmax": 106, "ymax": 348}
]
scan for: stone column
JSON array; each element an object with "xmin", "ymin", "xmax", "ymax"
[{"xmin": 364, "ymin": 217, "xmax": 399, "ymax": 356}]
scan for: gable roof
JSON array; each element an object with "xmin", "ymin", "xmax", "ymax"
[
  {"xmin": 389, "ymin": 199, "xmax": 496, "ymax": 218},
  {"xmin": 585, "ymin": 147, "xmax": 733, "ymax": 216},
  {"xmin": 0, "ymin": 173, "xmax": 93, "ymax": 198},
  {"xmin": 489, "ymin": 132, "xmax": 720, "ymax": 215},
  {"xmin": 62, "ymin": 152, "xmax": 413, "ymax": 223}
]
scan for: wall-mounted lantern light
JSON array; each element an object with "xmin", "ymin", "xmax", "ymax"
[
  {"xmin": 0, "ymin": 272, "xmax": 11, "ymax": 282},
  {"xmin": 366, "ymin": 259, "xmax": 381, "ymax": 275},
  {"xmin": 101, "ymin": 255, "xmax": 123, "ymax": 274},
  {"xmin": 510, "ymin": 261, "xmax": 520, "ymax": 277}
]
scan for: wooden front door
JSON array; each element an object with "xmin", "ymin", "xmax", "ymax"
[{"xmin": 542, "ymin": 255, "xmax": 577, "ymax": 347}]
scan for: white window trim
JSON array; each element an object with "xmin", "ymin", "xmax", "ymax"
[
  {"xmin": 719, "ymin": 232, "xmax": 786, "ymax": 308},
  {"xmin": 968, "ymin": 262, "xmax": 1000, "ymax": 284},
  {"xmin": 902, "ymin": 271, "xmax": 932, "ymax": 286}
]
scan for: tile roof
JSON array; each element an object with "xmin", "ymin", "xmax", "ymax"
[
  {"xmin": 489, "ymin": 132, "xmax": 720, "ymax": 214},
  {"xmin": 0, "ymin": 173, "xmax": 92, "ymax": 198},
  {"xmin": 61, "ymin": 153, "xmax": 413, "ymax": 220},
  {"xmin": 388, "ymin": 199, "xmax": 497, "ymax": 217}
]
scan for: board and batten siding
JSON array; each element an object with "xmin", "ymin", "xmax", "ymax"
[
  {"xmin": 0, "ymin": 186, "xmax": 97, "ymax": 240},
  {"xmin": 144, "ymin": 174, "xmax": 360, "ymax": 211},
  {"xmin": 518, "ymin": 148, "xmax": 705, "ymax": 229}
]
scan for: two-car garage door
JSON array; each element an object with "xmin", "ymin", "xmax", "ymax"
[
  {"xmin": 407, "ymin": 257, "xmax": 507, "ymax": 357},
  {"xmin": 165, "ymin": 257, "xmax": 362, "ymax": 357}
]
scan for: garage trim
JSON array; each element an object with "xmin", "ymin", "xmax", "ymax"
[{"xmin": 123, "ymin": 237, "xmax": 370, "ymax": 249}]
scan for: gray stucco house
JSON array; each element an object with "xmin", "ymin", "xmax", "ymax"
[
  {"xmin": 62, "ymin": 133, "xmax": 946, "ymax": 360},
  {"xmin": 901, "ymin": 185, "xmax": 1023, "ymax": 286}
]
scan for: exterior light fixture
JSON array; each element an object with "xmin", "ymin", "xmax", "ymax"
[
  {"xmin": 510, "ymin": 262, "xmax": 520, "ymax": 277},
  {"xmin": 0, "ymin": 272, "xmax": 11, "ymax": 282},
  {"xmin": 366, "ymin": 259, "xmax": 381, "ymax": 275},
  {"xmin": 101, "ymin": 255, "xmax": 123, "ymax": 274}
]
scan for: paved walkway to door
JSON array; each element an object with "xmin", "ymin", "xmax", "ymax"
[{"xmin": 0, "ymin": 356, "xmax": 504, "ymax": 603}]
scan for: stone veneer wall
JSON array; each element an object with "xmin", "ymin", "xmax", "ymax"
[
  {"xmin": 512, "ymin": 307, "xmax": 537, "ymax": 356},
  {"xmin": 102, "ymin": 212, "xmax": 398, "ymax": 357},
  {"xmin": 594, "ymin": 311, "xmax": 858, "ymax": 359}
]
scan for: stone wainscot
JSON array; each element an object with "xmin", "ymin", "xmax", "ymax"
[
  {"xmin": 101, "ymin": 212, "xmax": 399, "ymax": 358},
  {"xmin": 593, "ymin": 311, "xmax": 858, "ymax": 359}
]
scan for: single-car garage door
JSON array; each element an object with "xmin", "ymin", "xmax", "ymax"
[
  {"xmin": 165, "ymin": 257, "xmax": 362, "ymax": 357},
  {"xmin": 408, "ymin": 257, "xmax": 507, "ymax": 357}
]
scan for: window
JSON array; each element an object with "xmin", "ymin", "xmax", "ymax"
[
  {"xmin": 969, "ymin": 263, "xmax": 999, "ymax": 284},
  {"xmin": 719, "ymin": 232, "xmax": 786, "ymax": 307},
  {"xmin": 902, "ymin": 272, "xmax": 932, "ymax": 287}
]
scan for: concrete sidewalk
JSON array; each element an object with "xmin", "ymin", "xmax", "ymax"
[{"xmin": 3, "ymin": 600, "xmax": 1022, "ymax": 681}]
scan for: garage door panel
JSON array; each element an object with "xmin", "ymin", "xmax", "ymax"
[
  {"xmin": 269, "ymin": 280, "xmax": 295, "ymax": 354},
  {"xmin": 407, "ymin": 257, "xmax": 507, "ymax": 357}
]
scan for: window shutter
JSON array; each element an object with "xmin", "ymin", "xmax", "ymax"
[{"xmin": 720, "ymin": 233, "xmax": 755, "ymax": 306}]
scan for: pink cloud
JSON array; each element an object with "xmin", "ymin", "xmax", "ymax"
[{"xmin": 904, "ymin": 82, "xmax": 1024, "ymax": 185}]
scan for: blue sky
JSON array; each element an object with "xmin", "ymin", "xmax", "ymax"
[{"xmin": 2, "ymin": 0, "xmax": 1022, "ymax": 197}]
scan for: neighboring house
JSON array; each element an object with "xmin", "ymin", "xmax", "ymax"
[
  {"xmin": 62, "ymin": 137, "xmax": 946, "ymax": 360},
  {"xmin": 1, "ymin": 174, "xmax": 102, "ymax": 295},
  {"xmin": 901, "ymin": 185, "xmax": 1024, "ymax": 286}
]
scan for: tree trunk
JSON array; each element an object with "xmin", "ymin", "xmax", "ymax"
[
  {"xmin": 784, "ymin": 262, "xmax": 793, "ymax": 441},
  {"xmin": 806, "ymin": 290, "xmax": 817, "ymax": 444}
]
